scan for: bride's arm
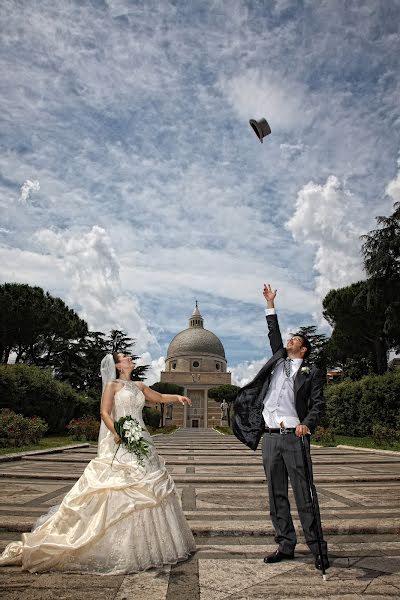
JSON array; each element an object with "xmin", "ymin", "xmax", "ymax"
[
  {"xmin": 100, "ymin": 382, "xmax": 121, "ymax": 443},
  {"xmin": 136, "ymin": 382, "xmax": 192, "ymax": 406}
]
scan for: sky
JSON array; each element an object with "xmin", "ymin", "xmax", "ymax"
[{"xmin": 1, "ymin": 0, "xmax": 400, "ymax": 386}]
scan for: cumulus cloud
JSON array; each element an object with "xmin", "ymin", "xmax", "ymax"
[
  {"xmin": 33, "ymin": 226, "xmax": 156, "ymax": 353},
  {"xmin": 136, "ymin": 352, "xmax": 166, "ymax": 386},
  {"xmin": 386, "ymin": 159, "xmax": 400, "ymax": 203},
  {"xmin": 286, "ymin": 175, "xmax": 365, "ymax": 305},
  {"xmin": 220, "ymin": 69, "xmax": 309, "ymax": 130},
  {"xmin": 1, "ymin": 0, "xmax": 400, "ymax": 371},
  {"xmin": 230, "ymin": 357, "xmax": 268, "ymax": 387},
  {"xmin": 19, "ymin": 179, "xmax": 40, "ymax": 203}
]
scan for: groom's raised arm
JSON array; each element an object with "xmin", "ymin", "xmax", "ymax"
[{"xmin": 263, "ymin": 283, "xmax": 284, "ymax": 354}]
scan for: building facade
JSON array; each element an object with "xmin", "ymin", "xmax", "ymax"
[{"xmin": 160, "ymin": 303, "xmax": 231, "ymax": 428}]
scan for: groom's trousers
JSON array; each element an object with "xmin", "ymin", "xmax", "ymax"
[{"xmin": 262, "ymin": 431, "xmax": 328, "ymax": 557}]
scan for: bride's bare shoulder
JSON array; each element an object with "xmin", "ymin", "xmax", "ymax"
[{"xmin": 104, "ymin": 380, "xmax": 123, "ymax": 392}]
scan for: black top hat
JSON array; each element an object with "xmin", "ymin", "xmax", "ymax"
[{"xmin": 249, "ymin": 118, "xmax": 271, "ymax": 143}]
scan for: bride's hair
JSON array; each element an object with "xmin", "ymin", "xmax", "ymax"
[{"xmin": 112, "ymin": 352, "xmax": 121, "ymax": 379}]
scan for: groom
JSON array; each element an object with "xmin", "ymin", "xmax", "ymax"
[{"xmin": 232, "ymin": 284, "xmax": 329, "ymax": 570}]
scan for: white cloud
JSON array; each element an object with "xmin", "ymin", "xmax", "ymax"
[
  {"xmin": 19, "ymin": 179, "xmax": 40, "ymax": 203},
  {"xmin": 386, "ymin": 159, "xmax": 400, "ymax": 203},
  {"xmin": 137, "ymin": 352, "xmax": 166, "ymax": 386},
  {"xmin": 220, "ymin": 69, "xmax": 310, "ymax": 131},
  {"xmin": 280, "ymin": 143, "xmax": 305, "ymax": 159},
  {"xmin": 230, "ymin": 357, "xmax": 268, "ymax": 387},
  {"xmin": 286, "ymin": 175, "xmax": 365, "ymax": 305},
  {"xmin": 1, "ymin": 0, "xmax": 400, "ymax": 371},
  {"xmin": 33, "ymin": 225, "xmax": 156, "ymax": 353}
]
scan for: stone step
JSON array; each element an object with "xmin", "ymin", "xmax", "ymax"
[
  {"xmin": 1, "ymin": 534, "xmax": 399, "ymax": 559},
  {"xmin": 1, "ymin": 470, "xmax": 399, "ymax": 484},
  {"xmin": 1, "ymin": 469, "xmax": 399, "ymax": 485},
  {"xmin": 0, "ymin": 507, "xmax": 397, "ymax": 520},
  {"xmin": 1, "ymin": 516, "xmax": 399, "ymax": 536}
]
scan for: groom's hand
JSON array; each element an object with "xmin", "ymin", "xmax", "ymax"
[
  {"xmin": 295, "ymin": 424, "xmax": 310, "ymax": 437},
  {"xmin": 263, "ymin": 283, "xmax": 277, "ymax": 308}
]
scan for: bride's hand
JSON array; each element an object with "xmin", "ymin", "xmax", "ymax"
[
  {"xmin": 114, "ymin": 434, "xmax": 121, "ymax": 444},
  {"xmin": 177, "ymin": 395, "xmax": 192, "ymax": 406}
]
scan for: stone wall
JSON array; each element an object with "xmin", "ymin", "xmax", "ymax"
[{"xmin": 160, "ymin": 371, "xmax": 231, "ymax": 385}]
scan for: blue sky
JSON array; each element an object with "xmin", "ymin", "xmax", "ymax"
[{"xmin": 1, "ymin": 0, "xmax": 399, "ymax": 384}]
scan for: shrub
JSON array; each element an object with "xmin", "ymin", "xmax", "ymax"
[
  {"xmin": 325, "ymin": 370, "xmax": 400, "ymax": 436},
  {"xmin": 143, "ymin": 407, "xmax": 160, "ymax": 429},
  {"xmin": 0, "ymin": 409, "xmax": 48, "ymax": 447},
  {"xmin": 371, "ymin": 423, "xmax": 400, "ymax": 446},
  {"xmin": 0, "ymin": 364, "xmax": 99, "ymax": 434},
  {"xmin": 66, "ymin": 416, "xmax": 100, "ymax": 441},
  {"xmin": 313, "ymin": 426, "xmax": 336, "ymax": 446}
]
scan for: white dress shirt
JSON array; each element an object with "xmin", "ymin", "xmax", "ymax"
[{"xmin": 263, "ymin": 308, "xmax": 302, "ymax": 428}]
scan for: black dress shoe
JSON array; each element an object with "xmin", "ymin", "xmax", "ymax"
[
  {"xmin": 315, "ymin": 555, "xmax": 330, "ymax": 570},
  {"xmin": 264, "ymin": 549, "xmax": 295, "ymax": 564}
]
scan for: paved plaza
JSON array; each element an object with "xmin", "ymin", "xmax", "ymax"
[{"xmin": 0, "ymin": 428, "xmax": 399, "ymax": 599}]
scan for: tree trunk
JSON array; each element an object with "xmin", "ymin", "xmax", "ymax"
[{"xmin": 373, "ymin": 337, "xmax": 388, "ymax": 374}]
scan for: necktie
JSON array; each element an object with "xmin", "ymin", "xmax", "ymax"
[{"xmin": 284, "ymin": 358, "xmax": 292, "ymax": 377}]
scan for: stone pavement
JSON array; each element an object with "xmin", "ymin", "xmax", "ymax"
[{"xmin": 0, "ymin": 428, "xmax": 399, "ymax": 599}]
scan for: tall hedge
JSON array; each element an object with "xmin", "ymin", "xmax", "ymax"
[
  {"xmin": 325, "ymin": 370, "xmax": 400, "ymax": 436},
  {"xmin": 0, "ymin": 365, "xmax": 99, "ymax": 434}
]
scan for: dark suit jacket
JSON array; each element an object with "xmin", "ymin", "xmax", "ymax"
[{"xmin": 232, "ymin": 313, "xmax": 326, "ymax": 450}]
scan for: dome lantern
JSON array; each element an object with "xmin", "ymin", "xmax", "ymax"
[{"xmin": 190, "ymin": 300, "xmax": 204, "ymax": 329}]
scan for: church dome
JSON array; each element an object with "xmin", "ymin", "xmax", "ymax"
[
  {"xmin": 167, "ymin": 327, "xmax": 226, "ymax": 359},
  {"xmin": 166, "ymin": 302, "xmax": 226, "ymax": 359}
]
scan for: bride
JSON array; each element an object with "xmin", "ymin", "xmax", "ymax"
[{"xmin": 0, "ymin": 352, "xmax": 196, "ymax": 574}]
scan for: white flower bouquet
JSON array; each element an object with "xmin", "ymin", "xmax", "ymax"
[{"xmin": 113, "ymin": 415, "xmax": 150, "ymax": 467}]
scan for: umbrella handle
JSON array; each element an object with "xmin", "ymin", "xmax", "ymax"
[{"xmin": 300, "ymin": 435, "xmax": 326, "ymax": 579}]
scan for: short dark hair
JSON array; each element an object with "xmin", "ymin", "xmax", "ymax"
[{"xmin": 293, "ymin": 333, "xmax": 312, "ymax": 360}]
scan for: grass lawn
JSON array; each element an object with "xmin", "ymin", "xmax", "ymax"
[
  {"xmin": 149, "ymin": 425, "xmax": 178, "ymax": 435},
  {"xmin": 214, "ymin": 427, "xmax": 400, "ymax": 452},
  {"xmin": 329, "ymin": 434, "xmax": 400, "ymax": 452},
  {"xmin": 0, "ymin": 435, "xmax": 87, "ymax": 456}
]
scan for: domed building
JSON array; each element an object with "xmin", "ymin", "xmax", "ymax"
[{"xmin": 160, "ymin": 302, "xmax": 231, "ymax": 428}]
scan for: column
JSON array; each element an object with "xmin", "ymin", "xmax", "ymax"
[{"xmin": 183, "ymin": 386, "xmax": 188, "ymax": 428}]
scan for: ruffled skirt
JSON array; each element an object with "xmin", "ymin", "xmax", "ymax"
[{"xmin": 0, "ymin": 447, "xmax": 196, "ymax": 574}]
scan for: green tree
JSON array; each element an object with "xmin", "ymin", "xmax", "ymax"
[
  {"xmin": 323, "ymin": 281, "xmax": 389, "ymax": 375},
  {"xmin": 208, "ymin": 384, "xmax": 240, "ymax": 426},
  {"xmin": 0, "ymin": 283, "xmax": 149, "ymax": 391},
  {"xmin": 150, "ymin": 382, "xmax": 184, "ymax": 426},
  {"xmin": 56, "ymin": 329, "xmax": 149, "ymax": 393},
  {"xmin": 0, "ymin": 283, "xmax": 87, "ymax": 366},
  {"xmin": 361, "ymin": 201, "xmax": 400, "ymax": 362},
  {"xmin": 291, "ymin": 325, "xmax": 329, "ymax": 368}
]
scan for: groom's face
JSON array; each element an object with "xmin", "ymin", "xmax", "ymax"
[{"xmin": 286, "ymin": 336, "xmax": 307, "ymax": 357}]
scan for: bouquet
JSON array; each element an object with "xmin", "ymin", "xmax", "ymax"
[{"xmin": 112, "ymin": 415, "xmax": 150, "ymax": 467}]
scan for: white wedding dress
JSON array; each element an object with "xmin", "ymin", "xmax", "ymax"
[{"xmin": 0, "ymin": 380, "xmax": 196, "ymax": 574}]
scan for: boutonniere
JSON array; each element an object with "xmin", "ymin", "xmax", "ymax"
[{"xmin": 301, "ymin": 366, "xmax": 310, "ymax": 375}]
